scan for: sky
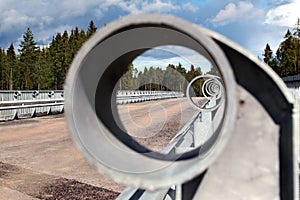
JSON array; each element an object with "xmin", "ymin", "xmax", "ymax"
[{"xmin": 0, "ymin": 0, "xmax": 299, "ymax": 72}]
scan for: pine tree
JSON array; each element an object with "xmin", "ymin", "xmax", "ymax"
[
  {"xmin": 62, "ymin": 30, "xmax": 72, "ymax": 71},
  {"xmin": 263, "ymin": 43, "xmax": 273, "ymax": 65},
  {"xmin": 49, "ymin": 32, "xmax": 68, "ymax": 90},
  {"xmin": 79, "ymin": 29, "xmax": 87, "ymax": 44},
  {"xmin": 19, "ymin": 28, "xmax": 39, "ymax": 89},
  {"xmin": 186, "ymin": 65, "xmax": 202, "ymax": 96},
  {"xmin": 87, "ymin": 20, "xmax": 97, "ymax": 39},
  {"xmin": 277, "ymin": 29, "xmax": 299, "ymax": 76},
  {"xmin": 36, "ymin": 47, "xmax": 53, "ymax": 89},
  {"xmin": 263, "ymin": 43, "xmax": 279, "ymax": 73},
  {"xmin": 285, "ymin": 29, "xmax": 292, "ymax": 38},
  {"xmin": 0, "ymin": 48, "xmax": 7, "ymax": 89},
  {"xmin": 293, "ymin": 18, "xmax": 300, "ymax": 74},
  {"xmin": 121, "ymin": 64, "xmax": 137, "ymax": 90},
  {"xmin": 6, "ymin": 44, "xmax": 17, "ymax": 90},
  {"xmin": 69, "ymin": 27, "xmax": 81, "ymax": 60}
]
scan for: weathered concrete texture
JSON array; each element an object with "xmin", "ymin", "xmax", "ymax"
[{"xmin": 195, "ymin": 86, "xmax": 279, "ymax": 200}]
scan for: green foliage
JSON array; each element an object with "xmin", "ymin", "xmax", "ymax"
[
  {"xmin": 19, "ymin": 28, "xmax": 39, "ymax": 89},
  {"xmin": 0, "ymin": 19, "xmax": 251, "ymax": 93},
  {"xmin": 87, "ymin": 20, "xmax": 97, "ymax": 39},
  {"xmin": 119, "ymin": 63, "xmax": 205, "ymax": 96},
  {"xmin": 0, "ymin": 48, "xmax": 7, "ymax": 89},
  {"xmin": 119, "ymin": 64, "xmax": 137, "ymax": 90},
  {"xmin": 263, "ymin": 43, "xmax": 273, "ymax": 65},
  {"xmin": 263, "ymin": 18, "xmax": 300, "ymax": 77},
  {"xmin": 0, "ymin": 21, "xmax": 101, "ymax": 90},
  {"xmin": 6, "ymin": 44, "xmax": 18, "ymax": 90},
  {"xmin": 36, "ymin": 48, "xmax": 53, "ymax": 90},
  {"xmin": 277, "ymin": 32, "xmax": 299, "ymax": 76}
]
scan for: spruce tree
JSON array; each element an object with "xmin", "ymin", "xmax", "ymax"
[
  {"xmin": 49, "ymin": 33, "xmax": 67, "ymax": 90},
  {"xmin": 79, "ymin": 29, "xmax": 87, "ymax": 45},
  {"xmin": 0, "ymin": 48, "xmax": 6, "ymax": 89},
  {"xmin": 62, "ymin": 30, "xmax": 72, "ymax": 71},
  {"xmin": 6, "ymin": 44, "xmax": 17, "ymax": 90},
  {"xmin": 37, "ymin": 47, "xmax": 53, "ymax": 89},
  {"xmin": 263, "ymin": 43, "xmax": 279, "ymax": 74},
  {"xmin": 87, "ymin": 20, "xmax": 97, "ymax": 38},
  {"xmin": 19, "ymin": 28, "xmax": 39, "ymax": 89},
  {"xmin": 277, "ymin": 29, "xmax": 299, "ymax": 76},
  {"xmin": 263, "ymin": 43, "xmax": 273, "ymax": 65},
  {"xmin": 69, "ymin": 27, "xmax": 80, "ymax": 60},
  {"xmin": 293, "ymin": 18, "xmax": 300, "ymax": 74},
  {"xmin": 0, "ymin": 47, "xmax": 13, "ymax": 90}
]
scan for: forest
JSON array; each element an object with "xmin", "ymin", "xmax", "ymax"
[
  {"xmin": 0, "ymin": 19, "xmax": 299, "ymax": 91},
  {"xmin": 262, "ymin": 19, "xmax": 300, "ymax": 76}
]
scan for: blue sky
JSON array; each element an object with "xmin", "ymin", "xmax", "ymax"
[{"xmin": 0, "ymin": 0, "xmax": 299, "ymax": 71}]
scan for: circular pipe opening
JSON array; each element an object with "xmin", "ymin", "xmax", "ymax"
[{"xmin": 65, "ymin": 14, "xmax": 237, "ymax": 189}]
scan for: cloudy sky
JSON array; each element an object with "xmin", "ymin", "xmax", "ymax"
[{"xmin": 0, "ymin": 0, "xmax": 299, "ymax": 71}]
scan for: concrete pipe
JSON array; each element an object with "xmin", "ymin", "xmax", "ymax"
[
  {"xmin": 65, "ymin": 14, "xmax": 237, "ymax": 190},
  {"xmin": 65, "ymin": 14, "xmax": 297, "ymax": 200}
]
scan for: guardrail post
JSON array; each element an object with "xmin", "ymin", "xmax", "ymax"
[
  {"xmin": 31, "ymin": 90, "xmax": 39, "ymax": 118},
  {"xmin": 12, "ymin": 91, "xmax": 21, "ymax": 120},
  {"xmin": 47, "ymin": 91, "xmax": 54, "ymax": 115},
  {"xmin": 193, "ymin": 113, "xmax": 212, "ymax": 148}
]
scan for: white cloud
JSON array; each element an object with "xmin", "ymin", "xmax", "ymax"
[
  {"xmin": 265, "ymin": 0, "xmax": 300, "ymax": 27},
  {"xmin": 0, "ymin": 0, "xmax": 183, "ymax": 48},
  {"xmin": 36, "ymin": 24, "xmax": 73, "ymax": 44},
  {"xmin": 141, "ymin": 0, "xmax": 178, "ymax": 13},
  {"xmin": 210, "ymin": 1, "xmax": 264, "ymax": 26},
  {"xmin": 100, "ymin": 0, "xmax": 178, "ymax": 15},
  {"xmin": 57, "ymin": 0, "xmax": 101, "ymax": 18},
  {"xmin": 0, "ymin": 9, "xmax": 36, "ymax": 32},
  {"xmin": 133, "ymin": 45, "xmax": 212, "ymax": 72},
  {"xmin": 182, "ymin": 2, "xmax": 198, "ymax": 13}
]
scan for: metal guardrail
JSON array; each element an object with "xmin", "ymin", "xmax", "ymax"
[
  {"xmin": 117, "ymin": 76, "xmax": 224, "ymax": 200},
  {"xmin": 0, "ymin": 90, "xmax": 64, "ymax": 120},
  {"xmin": 283, "ymin": 75, "xmax": 300, "ymax": 103},
  {"xmin": 116, "ymin": 90, "xmax": 184, "ymax": 104},
  {"xmin": 0, "ymin": 90, "xmax": 184, "ymax": 121},
  {"xmin": 287, "ymin": 87, "xmax": 300, "ymax": 103},
  {"xmin": 283, "ymin": 76, "xmax": 300, "ymax": 164}
]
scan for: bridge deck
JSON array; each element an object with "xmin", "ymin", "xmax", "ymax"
[{"xmin": 0, "ymin": 98, "xmax": 197, "ymax": 199}]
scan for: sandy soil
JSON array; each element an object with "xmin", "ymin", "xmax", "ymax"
[{"xmin": 0, "ymin": 98, "xmax": 198, "ymax": 199}]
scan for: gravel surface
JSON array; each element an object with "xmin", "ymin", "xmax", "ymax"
[
  {"xmin": 0, "ymin": 162, "xmax": 119, "ymax": 200},
  {"xmin": 0, "ymin": 98, "xmax": 199, "ymax": 199}
]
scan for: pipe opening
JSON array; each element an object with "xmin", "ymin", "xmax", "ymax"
[{"xmin": 65, "ymin": 14, "xmax": 237, "ymax": 189}]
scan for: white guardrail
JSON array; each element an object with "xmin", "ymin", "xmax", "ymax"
[
  {"xmin": 118, "ymin": 75, "xmax": 225, "ymax": 200},
  {"xmin": 0, "ymin": 90, "xmax": 64, "ymax": 121},
  {"xmin": 0, "ymin": 90, "xmax": 184, "ymax": 121},
  {"xmin": 118, "ymin": 96, "xmax": 224, "ymax": 200}
]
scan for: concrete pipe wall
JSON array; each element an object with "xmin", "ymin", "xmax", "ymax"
[{"xmin": 64, "ymin": 14, "xmax": 298, "ymax": 200}]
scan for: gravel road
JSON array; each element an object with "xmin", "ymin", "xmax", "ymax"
[{"xmin": 0, "ymin": 98, "xmax": 198, "ymax": 199}]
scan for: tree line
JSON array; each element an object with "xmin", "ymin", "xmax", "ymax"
[
  {"xmin": 1, "ymin": 18, "xmax": 300, "ymax": 91},
  {"xmin": 0, "ymin": 19, "xmax": 218, "ymax": 93},
  {"xmin": 0, "ymin": 21, "xmax": 97, "ymax": 90},
  {"xmin": 119, "ymin": 63, "xmax": 218, "ymax": 97},
  {"xmin": 263, "ymin": 18, "xmax": 300, "ymax": 77}
]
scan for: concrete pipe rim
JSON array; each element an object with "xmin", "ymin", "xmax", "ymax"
[{"xmin": 64, "ymin": 14, "xmax": 237, "ymax": 190}]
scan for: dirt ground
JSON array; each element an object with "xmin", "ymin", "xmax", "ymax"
[{"xmin": 0, "ymin": 98, "xmax": 198, "ymax": 199}]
